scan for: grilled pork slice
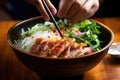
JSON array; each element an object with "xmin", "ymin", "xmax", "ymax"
[
  {"xmin": 48, "ymin": 38, "xmax": 73, "ymax": 58},
  {"xmin": 30, "ymin": 38, "xmax": 94, "ymax": 58},
  {"xmin": 61, "ymin": 43, "xmax": 87, "ymax": 58},
  {"xmin": 30, "ymin": 38, "xmax": 43, "ymax": 55},
  {"xmin": 59, "ymin": 46, "xmax": 71, "ymax": 58}
]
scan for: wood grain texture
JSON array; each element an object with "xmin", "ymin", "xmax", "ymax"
[{"xmin": 0, "ymin": 18, "xmax": 120, "ymax": 80}]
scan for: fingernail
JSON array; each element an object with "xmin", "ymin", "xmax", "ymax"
[
  {"xmin": 45, "ymin": 17, "xmax": 50, "ymax": 21},
  {"xmin": 52, "ymin": 8, "xmax": 57, "ymax": 15},
  {"xmin": 57, "ymin": 11, "xmax": 63, "ymax": 18}
]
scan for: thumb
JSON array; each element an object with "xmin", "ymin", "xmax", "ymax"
[{"xmin": 45, "ymin": 0, "xmax": 57, "ymax": 15}]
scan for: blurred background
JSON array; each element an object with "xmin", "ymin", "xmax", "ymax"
[{"xmin": 0, "ymin": 0, "xmax": 120, "ymax": 21}]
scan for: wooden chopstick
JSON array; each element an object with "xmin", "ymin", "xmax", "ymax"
[{"xmin": 41, "ymin": 0, "xmax": 64, "ymax": 38}]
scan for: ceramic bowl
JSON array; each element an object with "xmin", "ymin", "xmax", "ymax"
[{"xmin": 7, "ymin": 16, "xmax": 114, "ymax": 78}]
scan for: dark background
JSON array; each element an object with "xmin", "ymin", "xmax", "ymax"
[{"xmin": 1, "ymin": 0, "xmax": 120, "ymax": 20}]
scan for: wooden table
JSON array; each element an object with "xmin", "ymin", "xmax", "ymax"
[{"xmin": 0, "ymin": 17, "xmax": 120, "ymax": 80}]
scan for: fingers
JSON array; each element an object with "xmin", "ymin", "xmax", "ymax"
[
  {"xmin": 26, "ymin": 0, "xmax": 99, "ymax": 23},
  {"xmin": 57, "ymin": 0, "xmax": 74, "ymax": 18},
  {"xmin": 68, "ymin": 9, "xmax": 87, "ymax": 24},
  {"xmin": 26, "ymin": 0, "xmax": 57, "ymax": 21},
  {"xmin": 40, "ymin": 0, "xmax": 57, "ymax": 20},
  {"xmin": 36, "ymin": 0, "xmax": 50, "ymax": 20},
  {"xmin": 72, "ymin": 0, "xmax": 99, "ymax": 23},
  {"xmin": 45, "ymin": 0, "xmax": 57, "ymax": 16},
  {"xmin": 65, "ymin": 0, "xmax": 87, "ymax": 19},
  {"xmin": 88, "ymin": 0, "xmax": 99, "ymax": 15},
  {"xmin": 58, "ymin": 0, "xmax": 99, "ymax": 23}
]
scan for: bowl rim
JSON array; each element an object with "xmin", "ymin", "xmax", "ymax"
[{"xmin": 7, "ymin": 16, "xmax": 114, "ymax": 60}]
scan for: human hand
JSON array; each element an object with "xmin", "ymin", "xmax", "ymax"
[
  {"xmin": 26, "ymin": 0, "xmax": 99, "ymax": 23},
  {"xmin": 25, "ymin": 0, "xmax": 57, "ymax": 21},
  {"xmin": 57, "ymin": 0, "xmax": 99, "ymax": 23}
]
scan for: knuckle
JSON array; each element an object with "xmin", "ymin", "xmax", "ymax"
[{"xmin": 82, "ymin": 7, "xmax": 89, "ymax": 14}]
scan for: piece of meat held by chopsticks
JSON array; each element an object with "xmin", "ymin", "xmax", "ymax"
[{"xmin": 30, "ymin": 38, "xmax": 94, "ymax": 58}]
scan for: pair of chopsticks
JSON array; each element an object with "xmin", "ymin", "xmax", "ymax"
[{"xmin": 41, "ymin": 0, "xmax": 64, "ymax": 38}]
